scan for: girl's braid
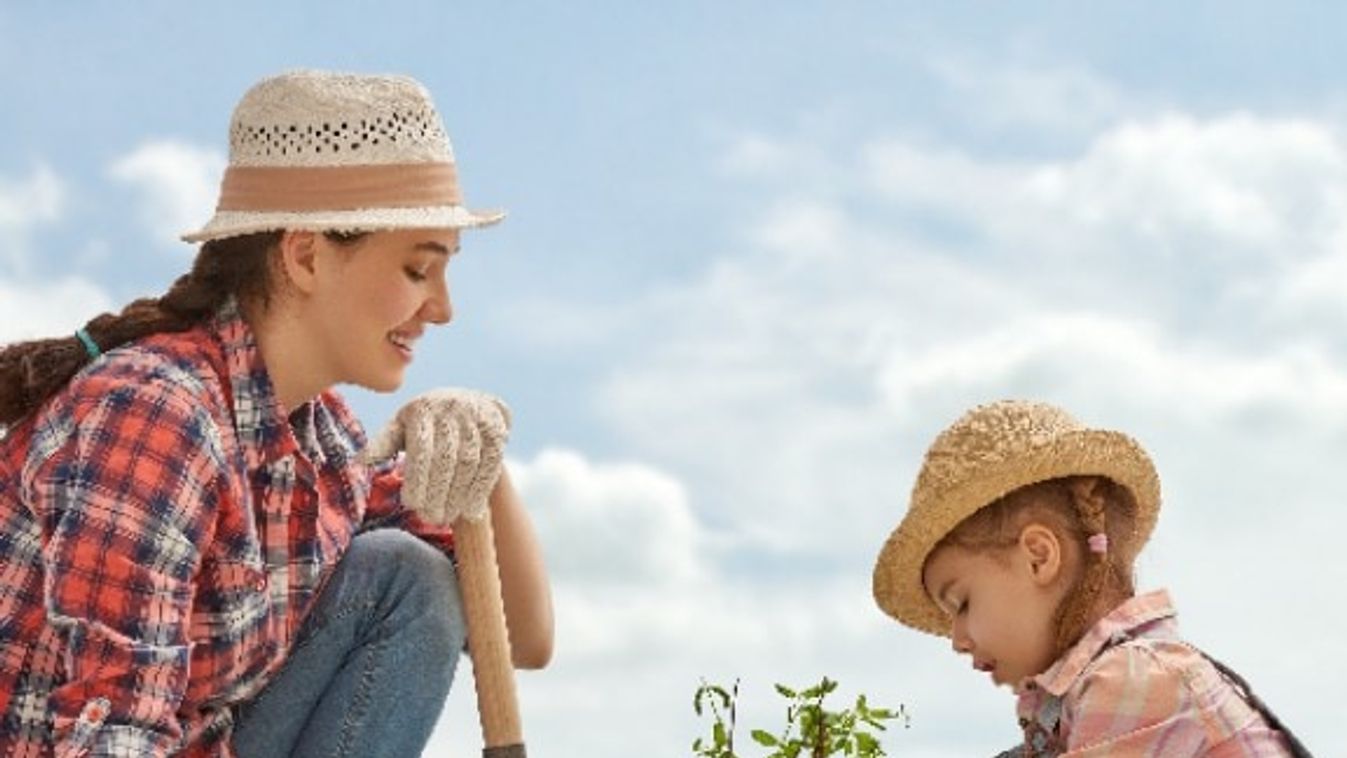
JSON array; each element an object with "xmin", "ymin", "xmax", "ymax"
[{"xmin": 1051, "ymin": 477, "xmax": 1112, "ymax": 655}]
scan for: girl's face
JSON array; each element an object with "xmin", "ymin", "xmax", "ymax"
[
  {"xmin": 922, "ymin": 536, "xmax": 1067, "ymax": 689},
  {"xmin": 310, "ymin": 228, "xmax": 460, "ymax": 393}
]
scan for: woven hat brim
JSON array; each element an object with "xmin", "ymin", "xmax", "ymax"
[
  {"xmin": 181, "ymin": 205, "xmax": 505, "ymax": 243},
  {"xmin": 872, "ymin": 429, "xmax": 1160, "ymax": 637}
]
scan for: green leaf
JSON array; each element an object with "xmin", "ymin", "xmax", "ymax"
[
  {"xmin": 693, "ymin": 677, "xmax": 905, "ymax": 757},
  {"xmin": 750, "ymin": 729, "xmax": 780, "ymax": 747},
  {"xmin": 801, "ymin": 677, "xmax": 838, "ymax": 700},
  {"xmin": 695, "ymin": 680, "xmax": 732, "ymax": 716}
]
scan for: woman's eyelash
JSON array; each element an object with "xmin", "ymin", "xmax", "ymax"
[{"xmin": 404, "ymin": 267, "xmax": 428, "ymax": 282}]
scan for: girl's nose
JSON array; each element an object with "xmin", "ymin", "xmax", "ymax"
[{"xmin": 950, "ymin": 621, "xmax": 973, "ymax": 654}]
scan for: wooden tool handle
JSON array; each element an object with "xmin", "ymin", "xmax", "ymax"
[{"xmin": 453, "ymin": 514, "xmax": 527, "ymax": 756}]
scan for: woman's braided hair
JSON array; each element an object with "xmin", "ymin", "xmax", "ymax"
[
  {"xmin": 0, "ymin": 231, "xmax": 289, "ymax": 427},
  {"xmin": 934, "ymin": 475, "xmax": 1139, "ymax": 657},
  {"xmin": 0, "ymin": 230, "xmax": 374, "ymax": 429}
]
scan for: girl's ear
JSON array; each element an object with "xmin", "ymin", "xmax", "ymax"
[
  {"xmin": 1018, "ymin": 523, "xmax": 1063, "ymax": 586},
  {"xmin": 277, "ymin": 230, "xmax": 322, "ymax": 295}
]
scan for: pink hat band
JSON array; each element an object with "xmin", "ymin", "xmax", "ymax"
[{"xmin": 216, "ymin": 163, "xmax": 463, "ymax": 212}]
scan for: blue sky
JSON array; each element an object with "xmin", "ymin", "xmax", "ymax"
[{"xmin": 3, "ymin": 3, "xmax": 1345, "ymax": 755}]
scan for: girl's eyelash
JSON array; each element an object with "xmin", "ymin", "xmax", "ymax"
[{"xmin": 404, "ymin": 267, "xmax": 428, "ymax": 282}]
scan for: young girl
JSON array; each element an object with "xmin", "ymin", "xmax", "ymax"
[
  {"xmin": 0, "ymin": 70, "xmax": 553, "ymax": 757},
  {"xmin": 872, "ymin": 400, "xmax": 1307, "ymax": 756}
]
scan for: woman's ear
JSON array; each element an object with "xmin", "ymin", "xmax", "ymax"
[
  {"xmin": 1018, "ymin": 523, "xmax": 1063, "ymax": 586},
  {"xmin": 277, "ymin": 230, "xmax": 321, "ymax": 295}
]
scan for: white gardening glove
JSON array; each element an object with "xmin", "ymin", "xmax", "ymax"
[{"xmin": 361, "ymin": 388, "xmax": 512, "ymax": 525}]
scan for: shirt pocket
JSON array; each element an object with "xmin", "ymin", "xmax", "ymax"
[{"xmin": 187, "ymin": 559, "xmax": 279, "ymax": 706}]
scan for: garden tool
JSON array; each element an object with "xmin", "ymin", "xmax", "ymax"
[{"xmin": 455, "ymin": 513, "xmax": 527, "ymax": 758}]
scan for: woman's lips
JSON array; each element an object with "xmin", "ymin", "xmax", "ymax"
[{"xmin": 387, "ymin": 332, "xmax": 417, "ymax": 361}]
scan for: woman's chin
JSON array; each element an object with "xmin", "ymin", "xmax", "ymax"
[{"xmin": 352, "ymin": 372, "xmax": 406, "ymax": 394}]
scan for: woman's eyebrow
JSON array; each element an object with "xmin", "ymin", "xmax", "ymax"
[{"xmin": 413, "ymin": 241, "xmax": 459, "ymax": 256}]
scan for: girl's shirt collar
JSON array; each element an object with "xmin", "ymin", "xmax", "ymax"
[
  {"xmin": 1012, "ymin": 590, "xmax": 1176, "ymax": 756},
  {"xmin": 1019, "ymin": 589, "xmax": 1176, "ymax": 701}
]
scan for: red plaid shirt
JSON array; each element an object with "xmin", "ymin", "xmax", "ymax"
[{"xmin": 0, "ymin": 300, "xmax": 453, "ymax": 757}]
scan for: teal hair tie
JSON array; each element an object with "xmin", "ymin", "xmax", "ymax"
[{"xmin": 75, "ymin": 328, "xmax": 102, "ymax": 359}]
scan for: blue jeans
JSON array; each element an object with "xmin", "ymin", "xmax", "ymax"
[{"xmin": 232, "ymin": 529, "xmax": 466, "ymax": 757}]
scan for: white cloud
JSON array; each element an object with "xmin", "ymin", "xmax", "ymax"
[
  {"xmin": 0, "ymin": 164, "xmax": 113, "ymax": 344},
  {"xmin": 0, "ymin": 165, "xmax": 62, "ymax": 273},
  {"xmin": 1265, "ymin": 222, "xmax": 1347, "ymax": 334},
  {"xmin": 875, "ymin": 312, "xmax": 1347, "ymax": 424},
  {"xmin": 427, "ymin": 449, "xmax": 993, "ymax": 756},
  {"xmin": 510, "ymin": 448, "xmax": 705, "ymax": 592},
  {"xmin": 857, "ymin": 113, "xmax": 1347, "ymax": 355},
  {"xmin": 459, "ymin": 108, "xmax": 1347, "ymax": 756},
  {"xmin": 109, "ymin": 141, "xmax": 224, "ymax": 247},
  {"xmin": 718, "ymin": 132, "xmax": 797, "ymax": 177},
  {"xmin": 524, "ymin": 111, "xmax": 1347, "ymax": 754},
  {"xmin": 1017, "ymin": 113, "xmax": 1347, "ymax": 254},
  {"xmin": 0, "ymin": 165, "xmax": 62, "ymax": 229},
  {"xmin": 0, "ymin": 276, "xmax": 115, "ymax": 343},
  {"xmin": 925, "ymin": 55, "xmax": 1128, "ymax": 137},
  {"xmin": 603, "ymin": 112, "xmax": 1347, "ymax": 534},
  {"xmin": 866, "ymin": 113, "xmax": 1347, "ymax": 274},
  {"xmin": 499, "ymin": 449, "xmax": 877, "ymax": 663}
]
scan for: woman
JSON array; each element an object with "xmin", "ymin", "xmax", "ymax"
[{"xmin": 0, "ymin": 70, "xmax": 553, "ymax": 757}]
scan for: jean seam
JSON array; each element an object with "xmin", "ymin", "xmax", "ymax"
[
  {"xmin": 235, "ymin": 596, "xmax": 375, "ymax": 733},
  {"xmin": 290, "ymin": 597, "xmax": 376, "ymax": 657},
  {"xmin": 332, "ymin": 637, "xmax": 385, "ymax": 757}
]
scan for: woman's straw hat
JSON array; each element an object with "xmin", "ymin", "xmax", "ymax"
[
  {"xmin": 872, "ymin": 400, "xmax": 1161, "ymax": 636},
  {"xmin": 183, "ymin": 70, "xmax": 503, "ymax": 243}
]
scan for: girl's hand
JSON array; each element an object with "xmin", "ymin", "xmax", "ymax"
[{"xmin": 362, "ymin": 388, "xmax": 512, "ymax": 524}]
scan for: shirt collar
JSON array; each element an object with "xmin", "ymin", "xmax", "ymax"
[
  {"xmin": 289, "ymin": 393, "xmax": 364, "ymax": 468},
  {"xmin": 1024, "ymin": 589, "xmax": 1178, "ymax": 698},
  {"xmin": 211, "ymin": 298, "xmax": 366, "ymax": 471},
  {"xmin": 212, "ymin": 297, "xmax": 299, "ymax": 469}
]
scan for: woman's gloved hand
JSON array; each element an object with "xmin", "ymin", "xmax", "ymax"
[{"xmin": 361, "ymin": 388, "xmax": 512, "ymax": 525}]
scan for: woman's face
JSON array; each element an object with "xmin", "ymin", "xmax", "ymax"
[{"xmin": 309, "ymin": 228, "xmax": 461, "ymax": 393}]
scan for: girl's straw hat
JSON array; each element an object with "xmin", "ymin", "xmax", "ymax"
[
  {"xmin": 183, "ymin": 70, "xmax": 503, "ymax": 243},
  {"xmin": 872, "ymin": 400, "xmax": 1160, "ymax": 636}
]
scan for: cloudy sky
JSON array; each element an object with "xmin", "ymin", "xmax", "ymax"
[{"xmin": 3, "ymin": 3, "xmax": 1344, "ymax": 755}]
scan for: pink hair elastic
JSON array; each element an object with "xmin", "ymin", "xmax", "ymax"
[{"xmin": 1087, "ymin": 533, "xmax": 1109, "ymax": 554}]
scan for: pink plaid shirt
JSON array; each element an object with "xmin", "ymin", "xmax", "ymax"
[
  {"xmin": 1014, "ymin": 590, "xmax": 1295, "ymax": 756},
  {"xmin": 0, "ymin": 301, "xmax": 452, "ymax": 757}
]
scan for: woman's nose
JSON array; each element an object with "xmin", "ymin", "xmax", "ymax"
[{"xmin": 423, "ymin": 281, "xmax": 453, "ymax": 325}]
